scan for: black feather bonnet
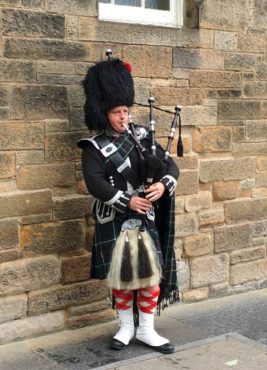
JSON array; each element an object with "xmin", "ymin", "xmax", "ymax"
[{"xmin": 82, "ymin": 58, "xmax": 134, "ymax": 131}]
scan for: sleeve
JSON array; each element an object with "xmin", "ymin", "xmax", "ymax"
[{"xmin": 81, "ymin": 145, "xmax": 132, "ymax": 213}]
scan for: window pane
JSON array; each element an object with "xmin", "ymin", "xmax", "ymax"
[
  {"xmin": 145, "ymin": 0, "xmax": 170, "ymax": 10},
  {"xmin": 115, "ymin": 0, "xmax": 141, "ymax": 6},
  {"xmin": 99, "ymin": 0, "xmax": 111, "ymax": 3}
]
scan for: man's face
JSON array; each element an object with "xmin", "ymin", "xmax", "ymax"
[{"xmin": 107, "ymin": 106, "xmax": 129, "ymax": 133}]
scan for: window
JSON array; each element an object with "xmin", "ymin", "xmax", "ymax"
[{"xmin": 98, "ymin": 0, "xmax": 184, "ymax": 28}]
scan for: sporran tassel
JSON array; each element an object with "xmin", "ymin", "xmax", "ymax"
[
  {"xmin": 120, "ymin": 233, "xmax": 133, "ymax": 282},
  {"xmin": 138, "ymin": 232, "xmax": 153, "ymax": 279}
]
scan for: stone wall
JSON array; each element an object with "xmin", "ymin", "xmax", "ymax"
[{"xmin": 0, "ymin": 0, "xmax": 266, "ymax": 344}]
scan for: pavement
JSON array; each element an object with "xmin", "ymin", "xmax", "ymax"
[{"xmin": 0, "ymin": 288, "xmax": 267, "ymax": 370}]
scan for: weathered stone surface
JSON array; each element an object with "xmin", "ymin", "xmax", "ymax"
[
  {"xmin": 253, "ymin": 237, "xmax": 266, "ymax": 246},
  {"xmin": 0, "ymin": 219, "xmax": 19, "ymax": 251},
  {"xmin": 190, "ymin": 71, "xmax": 241, "ymax": 88},
  {"xmin": 17, "ymin": 163, "xmax": 75, "ymax": 190},
  {"xmin": 184, "ymin": 233, "xmax": 213, "ymax": 257},
  {"xmin": 233, "ymin": 142, "xmax": 267, "ymax": 156},
  {"xmin": 257, "ymin": 157, "xmax": 267, "ymax": 171},
  {"xmin": 200, "ymin": 157, "xmax": 255, "ymax": 183},
  {"xmin": 174, "ymin": 155, "xmax": 198, "ymax": 170},
  {"xmin": 214, "ymin": 223, "xmax": 252, "ymax": 253},
  {"xmin": 190, "ymin": 253, "xmax": 229, "ymax": 288},
  {"xmin": 2, "ymin": 9, "xmax": 65, "ymax": 38},
  {"xmin": 67, "ymin": 300, "xmax": 109, "ymax": 317},
  {"xmin": 0, "ymin": 152, "xmax": 15, "ymax": 179},
  {"xmin": 0, "ymin": 122, "xmax": 44, "ymax": 150},
  {"xmin": 230, "ymin": 259, "xmax": 267, "ymax": 285},
  {"xmin": 0, "ymin": 1, "xmax": 18, "ymax": 5},
  {"xmin": 175, "ymin": 170, "xmax": 199, "ymax": 195},
  {"xmin": 65, "ymin": 15, "xmax": 79, "ymax": 40},
  {"xmin": 37, "ymin": 73, "xmax": 82, "ymax": 85},
  {"xmin": 218, "ymin": 100, "xmax": 261, "ymax": 120},
  {"xmin": 230, "ymin": 246, "xmax": 266, "ymax": 265},
  {"xmin": 0, "ymin": 86, "xmax": 9, "ymax": 106},
  {"xmin": 232, "ymin": 126, "xmax": 245, "ymax": 142},
  {"xmin": 123, "ymin": 45, "xmax": 172, "ymax": 78},
  {"xmin": 61, "ymin": 252, "xmax": 91, "ymax": 284},
  {"xmin": 0, "ymin": 179, "xmax": 16, "ymax": 193},
  {"xmin": 79, "ymin": 16, "xmax": 213, "ymax": 48},
  {"xmin": 252, "ymin": 220, "xmax": 267, "ymax": 237},
  {"xmin": 4, "ymin": 38, "xmax": 88, "ymax": 61},
  {"xmin": 181, "ymin": 105, "xmax": 217, "ymax": 126},
  {"xmin": 46, "ymin": 0, "xmax": 97, "ymax": 16},
  {"xmin": 53, "ymin": 195, "xmax": 93, "ymax": 220},
  {"xmin": 0, "ymin": 255, "xmax": 60, "ymax": 296},
  {"xmin": 193, "ymin": 127, "xmax": 232, "ymax": 152},
  {"xmin": 0, "ymin": 294, "xmax": 27, "ymax": 324},
  {"xmin": 20, "ymin": 220, "xmax": 85, "ymax": 256},
  {"xmin": 200, "ymin": 0, "xmax": 252, "ymax": 31},
  {"xmin": 225, "ymin": 198, "xmax": 267, "ymax": 224},
  {"xmin": 0, "ymin": 59, "xmax": 35, "ymax": 82},
  {"xmin": 37, "ymin": 60, "xmax": 76, "ymax": 75},
  {"xmin": 152, "ymin": 87, "xmax": 203, "ymax": 106},
  {"xmin": 0, "ymin": 190, "xmax": 52, "ymax": 218},
  {"xmin": 213, "ymin": 181, "xmax": 239, "ymax": 201},
  {"xmin": 244, "ymin": 82, "xmax": 267, "ymax": 98},
  {"xmin": 173, "ymin": 48, "xmax": 224, "ymax": 70},
  {"xmin": 0, "ymin": 108, "xmax": 9, "ymax": 119},
  {"xmin": 206, "ymin": 89, "xmax": 242, "ymax": 99},
  {"xmin": 45, "ymin": 132, "xmax": 83, "ymax": 162},
  {"xmin": 175, "ymin": 213, "xmax": 198, "ymax": 237},
  {"xmin": 21, "ymin": 0, "xmax": 44, "ymax": 8},
  {"xmin": 28, "ymin": 280, "xmax": 108, "ymax": 315},
  {"xmin": 182, "ymin": 287, "xmax": 209, "ymax": 302},
  {"xmin": 16, "ymin": 150, "xmax": 44, "ymax": 165},
  {"xmin": 45, "ymin": 119, "xmax": 69, "ymax": 133},
  {"xmin": 214, "ymin": 31, "xmax": 238, "ymax": 51},
  {"xmin": 184, "ymin": 192, "xmax": 212, "ymax": 212},
  {"xmin": 11, "ymin": 85, "xmax": 68, "ymax": 119},
  {"xmin": 247, "ymin": 120, "xmax": 267, "ymax": 141},
  {"xmin": 253, "ymin": 11, "xmax": 267, "ymax": 30},
  {"xmin": 0, "ymin": 311, "xmax": 65, "ymax": 345},
  {"xmin": 256, "ymin": 63, "xmax": 267, "ymax": 80},
  {"xmin": 67, "ymin": 309, "xmax": 116, "ymax": 329},
  {"xmin": 174, "ymin": 196, "xmax": 184, "ymax": 214},
  {"xmin": 199, "ymin": 208, "xmax": 225, "ymax": 227},
  {"xmin": 225, "ymin": 53, "xmax": 259, "ymax": 70},
  {"xmin": 256, "ymin": 171, "xmax": 267, "ymax": 188},
  {"xmin": 0, "ymin": 250, "xmax": 18, "ymax": 264},
  {"xmin": 238, "ymin": 29, "xmax": 266, "ymax": 53}
]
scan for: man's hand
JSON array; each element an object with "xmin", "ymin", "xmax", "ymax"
[
  {"xmin": 144, "ymin": 182, "xmax": 165, "ymax": 202},
  {"xmin": 129, "ymin": 196, "xmax": 152, "ymax": 214}
]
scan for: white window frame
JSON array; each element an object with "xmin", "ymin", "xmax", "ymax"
[{"xmin": 98, "ymin": 0, "xmax": 184, "ymax": 28}]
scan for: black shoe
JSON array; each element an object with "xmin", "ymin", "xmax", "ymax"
[
  {"xmin": 151, "ymin": 342, "xmax": 175, "ymax": 354},
  {"xmin": 110, "ymin": 338, "xmax": 126, "ymax": 350}
]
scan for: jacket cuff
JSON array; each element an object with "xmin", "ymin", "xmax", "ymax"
[
  {"xmin": 105, "ymin": 190, "xmax": 132, "ymax": 213},
  {"xmin": 160, "ymin": 175, "xmax": 177, "ymax": 196}
]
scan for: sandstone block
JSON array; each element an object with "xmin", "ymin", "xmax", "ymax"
[
  {"xmin": 19, "ymin": 213, "xmax": 51, "ymax": 226},
  {"xmin": 232, "ymin": 126, "xmax": 245, "ymax": 142},
  {"xmin": 68, "ymin": 85, "xmax": 85, "ymax": 108},
  {"xmin": 199, "ymin": 208, "xmax": 225, "ymax": 227},
  {"xmin": 53, "ymin": 195, "xmax": 93, "ymax": 220},
  {"xmin": 0, "ymin": 152, "xmax": 15, "ymax": 179},
  {"xmin": 0, "ymin": 179, "xmax": 16, "ymax": 193},
  {"xmin": 0, "ymin": 1, "xmax": 18, "ymax": 5},
  {"xmin": 37, "ymin": 73, "xmax": 82, "ymax": 85},
  {"xmin": 175, "ymin": 170, "xmax": 199, "ymax": 196},
  {"xmin": 0, "ymin": 250, "xmax": 18, "ymax": 264},
  {"xmin": 200, "ymin": 0, "xmax": 251, "ymax": 31},
  {"xmin": 213, "ymin": 181, "xmax": 239, "ymax": 201},
  {"xmin": 214, "ymin": 31, "xmax": 238, "ymax": 51},
  {"xmin": 38, "ymin": 60, "xmax": 76, "ymax": 75},
  {"xmin": 230, "ymin": 259, "xmax": 267, "ymax": 285},
  {"xmin": 65, "ymin": 15, "xmax": 79, "ymax": 40},
  {"xmin": 0, "ymin": 255, "xmax": 60, "ymax": 296},
  {"xmin": 61, "ymin": 252, "xmax": 91, "ymax": 284},
  {"xmin": 0, "ymin": 219, "xmax": 19, "ymax": 251},
  {"xmin": 225, "ymin": 53, "xmax": 259, "ymax": 70},
  {"xmin": 46, "ymin": 0, "xmax": 97, "ymax": 16},
  {"xmin": 123, "ymin": 45, "xmax": 172, "ymax": 78},
  {"xmin": 11, "ymin": 85, "xmax": 68, "ymax": 120},
  {"xmin": 184, "ymin": 232, "xmax": 213, "ymax": 257},
  {"xmin": 230, "ymin": 246, "xmax": 266, "ymax": 265},
  {"xmin": 67, "ymin": 309, "xmax": 116, "ymax": 329},
  {"xmin": 256, "ymin": 63, "xmax": 267, "ymax": 80},
  {"xmin": 0, "ymin": 108, "xmax": 9, "ymax": 119},
  {"xmin": 193, "ymin": 127, "xmax": 232, "ymax": 153},
  {"xmin": 20, "ymin": 220, "xmax": 85, "ymax": 256},
  {"xmin": 173, "ymin": 48, "xmax": 224, "ymax": 70},
  {"xmin": 209, "ymin": 282, "xmax": 229, "ymax": 293},
  {"xmin": 2, "ymin": 9, "xmax": 64, "ymax": 38},
  {"xmin": 0, "ymin": 59, "xmax": 35, "ymax": 83},
  {"xmin": 253, "ymin": 11, "xmax": 267, "ymax": 30},
  {"xmin": 238, "ymin": 29, "xmax": 266, "ymax": 53},
  {"xmin": 200, "ymin": 157, "xmax": 255, "ymax": 183},
  {"xmin": 257, "ymin": 157, "xmax": 267, "ymax": 171},
  {"xmin": 174, "ymin": 197, "xmax": 184, "ymax": 214},
  {"xmin": 246, "ymin": 120, "xmax": 267, "ymax": 142},
  {"xmin": 28, "ymin": 280, "xmax": 108, "ymax": 315},
  {"xmin": 214, "ymin": 223, "xmax": 252, "ymax": 253},
  {"xmin": 0, "ymin": 190, "xmax": 52, "ymax": 218},
  {"xmin": 233, "ymin": 142, "xmax": 267, "ymax": 156},
  {"xmin": 0, "ymin": 122, "xmax": 44, "ymax": 150},
  {"xmin": 175, "ymin": 213, "xmax": 198, "ymax": 237},
  {"xmin": 253, "ymin": 220, "xmax": 267, "ymax": 237},
  {"xmin": 0, "ymin": 86, "xmax": 9, "ymax": 106},
  {"xmin": 4, "ymin": 38, "xmax": 88, "ymax": 61},
  {"xmin": 190, "ymin": 253, "xmax": 229, "ymax": 288},
  {"xmin": 253, "ymin": 237, "xmax": 266, "ymax": 247},
  {"xmin": 0, "ymin": 311, "xmax": 65, "ymax": 345},
  {"xmin": 182, "ymin": 288, "xmax": 209, "ymax": 302},
  {"xmin": 0, "ymin": 294, "xmax": 27, "ymax": 324},
  {"xmin": 254, "ymin": 0, "xmax": 267, "ymax": 10},
  {"xmin": 225, "ymin": 198, "xmax": 267, "ymax": 224},
  {"xmin": 152, "ymin": 87, "xmax": 203, "ymax": 106},
  {"xmin": 16, "ymin": 150, "xmax": 44, "ymax": 165},
  {"xmin": 244, "ymin": 82, "xmax": 267, "ymax": 98},
  {"xmin": 190, "ymin": 71, "xmax": 241, "ymax": 88},
  {"xmin": 67, "ymin": 300, "xmax": 109, "ymax": 317},
  {"xmin": 218, "ymin": 100, "xmax": 261, "ymax": 120},
  {"xmin": 176, "ymin": 259, "xmax": 190, "ymax": 291},
  {"xmin": 17, "ymin": 163, "xmax": 75, "ymax": 190},
  {"xmin": 21, "ymin": 0, "xmax": 44, "ymax": 8},
  {"xmin": 181, "ymin": 105, "xmax": 217, "ymax": 126},
  {"xmin": 206, "ymin": 90, "xmax": 241, "ymax": 99},
  {"xmin": 174, "ymin": 155, "xmax": 198, "ymax": 170},
  {"xmin": 45, "ymin": 132, "xmax": 83, "ymax": 162},
  {"xmin": 256, "ymin": 172, "xmax": 267, "ymax": 188},
  {"xmin": 184, "ymin": 192, "xmax": 212, "ymax": 212}
]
